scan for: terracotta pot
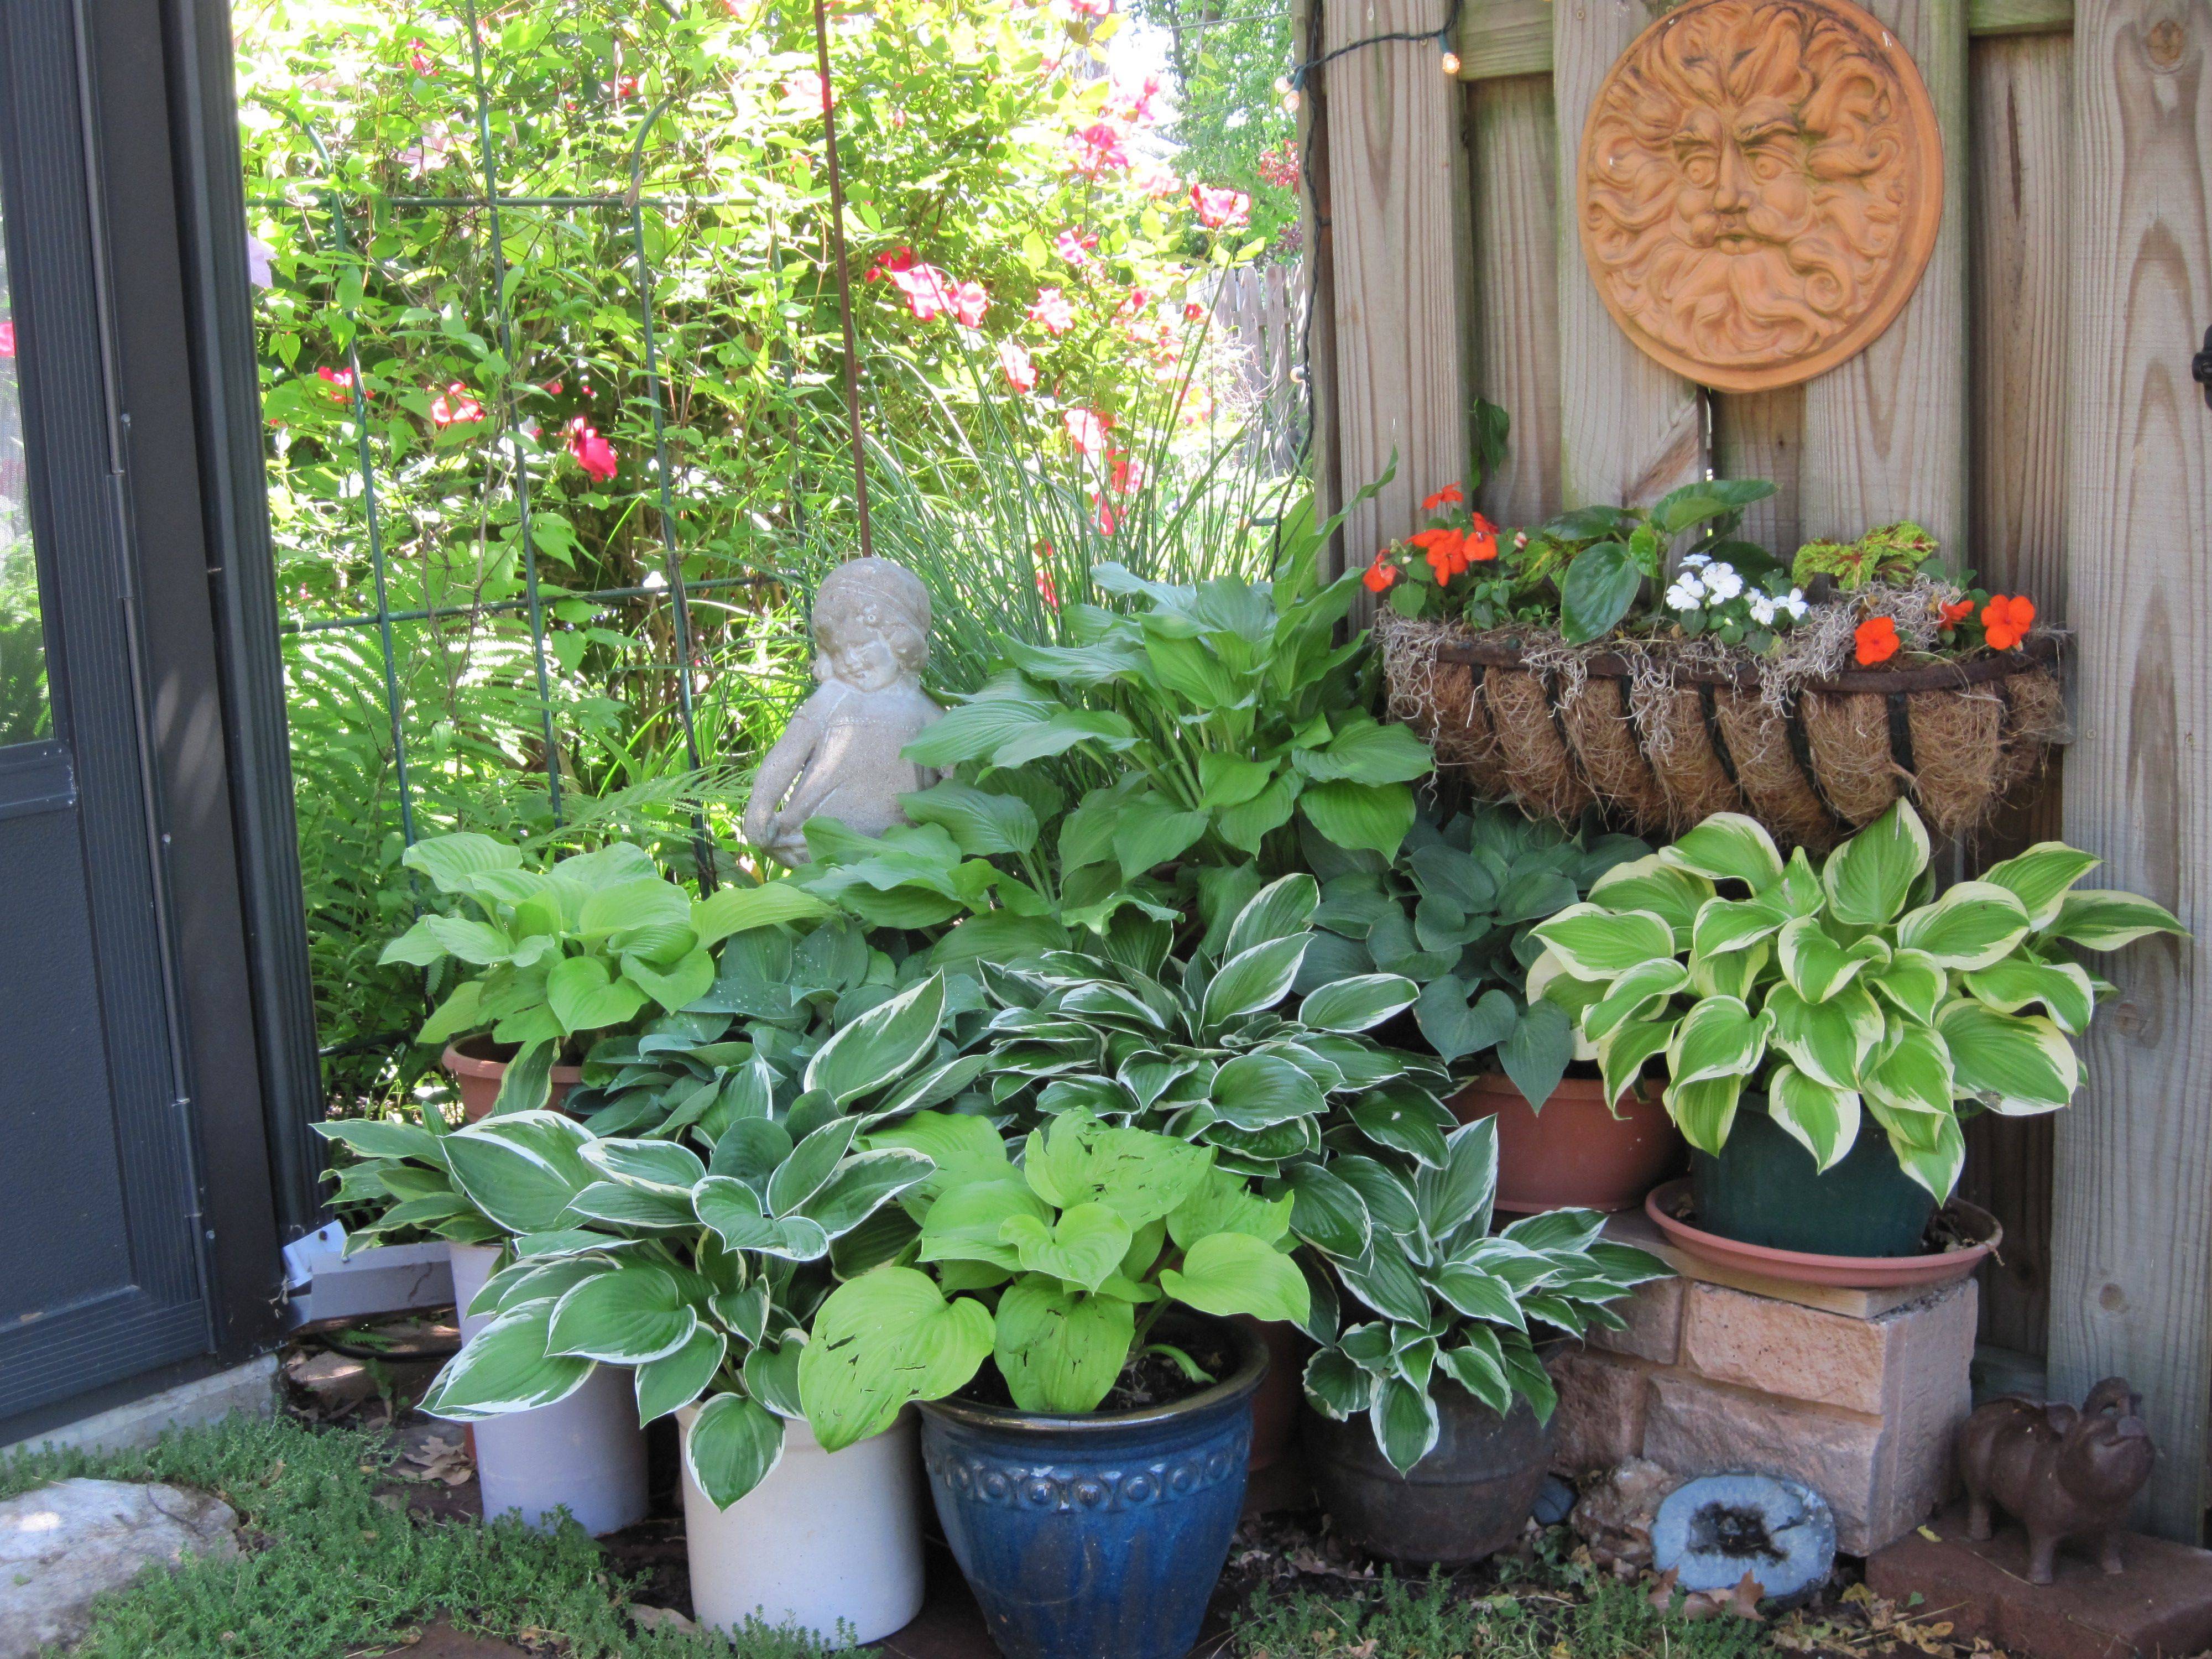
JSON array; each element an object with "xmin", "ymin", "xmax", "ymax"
[
  {"xmin": 1647, "ymin": 1178, "xmax": 2001, "ymax": 1290},
  {"xmin": 442, "ymin": 1035, "xmax": 585, "ymax": 1123},
  {"xmin": 1237, "ymin": 1316, "xmax": 1311, "ymax": 1473},
  {"xmin": 1448, "ymin": 1073, "xmax": 1684, "ymax": 1214}
]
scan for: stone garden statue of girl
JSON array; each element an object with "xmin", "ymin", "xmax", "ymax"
[{"xmin": 742, "ymin": 557, "xmax": 942, "ymax": 867}]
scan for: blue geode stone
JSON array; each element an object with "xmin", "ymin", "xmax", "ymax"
[{"xmin": 1651, "ymin": 1471, "xmax": 1835, "ymax": 1606}]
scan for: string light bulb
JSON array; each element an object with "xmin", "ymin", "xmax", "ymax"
[
  {"xmin": 1439, "ymin": 48, "xmax": 1460, "ymax": 75},
  {"xmin": 1282, "ymin": 87, "xmax": 1301, "ymax": 113},
  {"xmin": 1274, "ymin": 75, "xmax": 1292, "ymax": 95}
]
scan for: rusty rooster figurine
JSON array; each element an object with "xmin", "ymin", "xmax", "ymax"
[{"xmin": 1957, "ymin": 1378, "xmax": 2154, "ymax": 1584}]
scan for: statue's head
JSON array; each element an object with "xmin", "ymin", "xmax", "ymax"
[
  {"xmin": 1581, "ymin": 0, "xmax": 1919, "ymax": 378},
  {"xmin": 811, "ymin": 557, "xmax": 930, "ymax": 694}
]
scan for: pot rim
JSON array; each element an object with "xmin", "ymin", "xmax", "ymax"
[
  {"xmin": 443, "ymin": 1034, "xmax": 585, "ymax": 1082},
  {"xmin": 1453, "ymin": 1071, "xmax": 1657, "ymax": 1105},
  {"xmin": 1646, "ymin": 1177, "xmax": 2001, "ymax": 1286},
  {"xmin": 917, "ymin": 1313, "xmax": 1268, "ymax": 1436}
]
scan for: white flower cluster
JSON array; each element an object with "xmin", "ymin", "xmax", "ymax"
[
  {"xmin": 1663, "ymin": 551, "xmax": 1808, "ymax": 631},
  {"xmin": 1747, "ymin": 589, "xmax": 1810, "ymax": 627}
]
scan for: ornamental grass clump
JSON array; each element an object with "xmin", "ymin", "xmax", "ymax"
[{"xmin": 1529, "ymin": 802, "xmax": 2186, "ymax": 1200}]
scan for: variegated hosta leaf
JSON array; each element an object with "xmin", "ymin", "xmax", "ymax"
[
  {"xmin": 1589, "ymin": 855, "xmax": 1714, "ymax": 946},
  {"xmin": 1370, "ymin": 1376, "xmax": 1442, "ymax": 1474},
  {"xmin": 1530, "ymin": 905, "xmax": 1677, "ymax": 983},
  {"xmin": 1764, "ymin": 981, "xmax": 1881, "ymax": 1091},
  {"xmin": 421, "ymin": 1297, "xmax": 594, "ymax": 1422},
  {"xmin": 1666, "ymin": 1074, "xmax": 1744, "ymax": 1154},
  {"xmin": 1766, "ymin": 1065, "xmax": 1863, "ymax": 1173},
  {"xmin": 1691, "ymin": 896, "xmax": 1791, "ymax": 962},
  {"xmin": 2042, "ymin": 890, "xmax": 2188, "ymax": 952},
  {"xmin": 1579, "ymin": 959, "xmax": 1688, "ymax": 1044},
  {"xmin": 1866, "ymin": 1098, "xmax": 1967, "ymax": 1203},
  {"xmin": 1896, "ymin": 882, "xmax": 2032, "ymax": 972},
  {"xmin": 1822, "ymin": 800, "xmax": 1929, "ymax": 926},
  {"xmin": 1598, "ymin": 1017, "xmax": 1674, "ymax": 1110},
  {"xmin": 1664, "ymin": 997, "xmax": 1771, "ymax": 1087},
  {"xmin": 1980, "ymin": 843, "xmax": 2101, "ymax": 928},
  {"xmin": 1776, "ymin": 916, "xmax": 1886, "ymax": 1003},
  {"xmin": 1302, "ymin": 1347, "xmax": 1378, "ymax": 1421},
  {"xmin": 1962, "ymin": 958, "xmax": 2096, "ymax": 1035},
  {"xmin": 1937, "ymin": 999, "xmax": 2078, "ymax": 1114},
  {"xmin": 1660, "ymin": 813, "xmax": 1785, "ymax": 893},
  {"xmin": 441, "ymin": 1110, "xmax": 596, "ymax": 1235},
  {"xmin": 1866, "ymin": 949, "xmax": 1948, "ymax": 1025},
  {"xmin": 1688, "ymin": 938, "xmax": 1770, "ymax": 1001},
  {"xmin": 1860, "ymin": 1021, "xmax": 1956, "ymax": 1119}
]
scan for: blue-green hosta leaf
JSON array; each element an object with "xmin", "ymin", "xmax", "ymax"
[
  {"xmin": 684, "ymin": 1393, "xmax": 786, "ymax": 1511},
  {"xmin": 994, "ymin": 1277, "xmax": 1136, "ymax": 1414},
  {"xmin": 1531, "ymin": 905, "xmax": 1676, "ymax": 982},
  {"xmin": 1000, "ymin": 1202, "xmax": 1133, "ymax": 1292},
  {"xmin": 803, "ymin": 972, "xmax": 947, "ymax": 1107},
  {"xmin": 1412, "ymin": 978, "xmax": 1517, "ymax": 1063},
  {"xmin": 691, "ymin": 1177, "xmax": 832, "ymax": 1261},
  {"xmin": 1588, "ymin": 856, "xmax": 1713, "ymax": 945},
  {"xmin": 1498, "ymin": 999, "xmax": 1577, "ymax": 1110},
  {"xmin": 1661, "ymin": 813, "xmax": 1784, "ymax": 892},
  {"xmin": 1664, "ymin": 996, "xmax": 1771, "ymax": 1087},
  {"xmin": 1822, "ymin": 800, "xmax": 1930, "ymax": 926},
  {"xmin": 1867, "ymin": 948, "xmax": 1948, "ymax": 1025},
  {"xmin": 547, "ymin": 1264, "xmax": 699, "ymax": 1364},
  {"xmin": 635, "ymin": 1326, "xmax": 726, "ymax": 1426},
  {"xmin": 1963, "ymin": 958, "xmax": 2096, "ymax": 1035},
  {"xmin": 1160, "ymin": 1232, "xmax": 1311, "ymax": 1325},
  {"xmin": 2042, "ymin": 890, "xmax": 2189, "ymax": 952},
  {"xmin": 1861, "ymin": 1021, "xmax": 1957, "ymax": 1119},
  {"xmin": 1370, "ymin": 1376, "xmax": 1442, "ymax": 1474},
  {"xmin": 1666, "ymin": 1073, "xmax": 1744, "ymax": 1155},
  {"xmin": 421, "ymin": 1297, "xmax": 593, "ymax": 1422},
  {"xmin": 1302, "ymin": 1347, "xmax": 1378, "ymax": 1421},
  {"xmin": 1300, "ymin": 973, "xmax": 1419, "ymax": 1034},
  {"xmin": 1979, "ymin": 843, "xmax": 2102, "ymax": 928},
  {"xmin": 1937, "ymin": 999, "xmax": 2078, "ymax": 1114},
  {"xmin": 1896, "ymin": 881, "xmax": 2032, "ymax": 972},
  {"xmin": 1767, "ymin": 1065, "xmax": 1863, "ymax": 1173},
  {"xmin": 1279, "ymin": 1162, "xmax": 1372, "ymax": 1258},
  {"xmin": 442, "ymin": 1110, "xmax": 596, "ymax": 1234},
  {"xmin": 1764, "ymin": 981, "xmax": 1881, "ymax": 1089},
  {"xmin": 796, "ymin": 1266, "xmax": 997, "ymax": 1449}
]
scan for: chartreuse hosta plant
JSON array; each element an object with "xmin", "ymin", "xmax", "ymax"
[
  {"xmin": 796, "ymin": 1110, "xmax": 1312, "ymax": 1441},
  {"xmin": 1307, "ymin": 808, "xmax": 1648, "ymax": 1105},
  {"xmin": 1301, "ymin": 1116, "xmax": 1669, "ymax": 1473},
  {"xmin": 1530, "ymin": 804, "xmax": 2188, "ymax": 1200},
  {"xmin": 968, "ymin": 873, "xmax": 1455, "ymax": 1180},
  {"xmin": 380, "ymin": 831, "xmax": 828, "ymax": 1106}
]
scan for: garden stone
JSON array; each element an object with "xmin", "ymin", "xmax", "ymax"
[
  {"xmin": 0, "ymin": 1478, "xmax": 240, "ymax": 1657},
  {"xmin": 742, "ymin": 558, "xmax": 942, "ymax": 865},
  {"xmin": 1571, "ymin": 1456, "xmax": 1676, "ymax": 1575},
  {"xmin": 1532, "ymin": 1473, "xmax": 1576, "ymax": 1527},
  {"xmin": 1651, "ymin": 1471, "xmax": 1834, "ymax": 1608}
]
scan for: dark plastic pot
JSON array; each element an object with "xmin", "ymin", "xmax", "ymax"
[
  {"xmin": 1689, "ymin": 1098, "xmax": 1935, "ymax": 1257},
  {"xmin": 1302, "ymin": 1383, "xmax": 1551, "ymax": 1565},
  {"xmin": 1238, "ymin": 1316, "xmax": 1311, "ymax": 1473},
  {"xmin": 1449, "ymin": 1072, "xmax": 1684, "ymax": 1213},
  {"xmin": 917, "ymin": 1317, "xmax": 1265, "ymax": 1659}
]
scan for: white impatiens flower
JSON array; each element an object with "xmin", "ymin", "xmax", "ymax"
[
  {"xmin": 1681, "ymin": 551, "xmax": 1712, "ymax": 569},
  {"xmin": 1748, "ymin": 596, "xmax": 1778, "ymax": 625},
  {"xmin": 1665, "ymin": 579, "xmax": 1704, "ymax": 612},
  {"xmin": 1780, "ymin": 588, "xmax": 1809, "ymax": 620},
  {"xmin": 1701, "ymin": 562, "xmax": 1744, "ymax": 602}
]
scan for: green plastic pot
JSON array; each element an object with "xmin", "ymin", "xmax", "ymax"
[{"xmin": 1688, "ymin": 1098, "xmax": 1936, "ymax": 1258}]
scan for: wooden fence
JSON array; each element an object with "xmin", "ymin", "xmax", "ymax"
[
  {"xmin": 1296, "ymin": 0, "xmax": 2212, "ymax": 1538},
  {"xmin": 1209, "ymin": 262, "xmax": 1308, "ymax": 473}
]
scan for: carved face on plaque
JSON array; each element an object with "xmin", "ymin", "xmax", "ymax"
[{"xmin": 1577, "ymin": 0, "xmax": 1943, "ymax": 392}]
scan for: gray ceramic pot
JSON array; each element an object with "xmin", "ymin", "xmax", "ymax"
[{"xmin": 1303, "ymin": 1384, "xmax": 1551, "ymax": 1565}]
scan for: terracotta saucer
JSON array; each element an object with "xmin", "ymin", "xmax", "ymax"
[{"xmin": 1643, "ymin": 1178, "xmax": 2002, "ymax": 1289}]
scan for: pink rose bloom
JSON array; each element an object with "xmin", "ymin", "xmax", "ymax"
[
  {"xmin": 1108, "ymin": 451, "xmax": 1149, "ymax": 494},
  {"xmin": 951, "ymin": 281, "xmax": 990, "ymax": 328},
  {"xmin": 430, "ymin": 381, "xmax": 483, "ymax": 426},
  {"xmin": 889, "ymin": 262, "xmax": 957, "ymax": 321},
  {"xmin": 1108, "ymin": 74, "xmax": 1163, "ymax": 126},
  {"xmin": 997, "ymin": 339, "xmax": 1037, "ymax": 393},
  {"xmin": 409, "ymin": 39, "xmax": 437, "ymax": 74},
  {"xmin": 1061, "ymin": 0, "xmax": 1114, "ymax": 18},
  {"xmin": 1091, "ymin": 491, "xmax": 1119, "ymax": 535},
  {"xmin": 567, "ymin": 416, "xmax": 617, "ymax": 483},
  {"xmin": 1053, "ymin": 227, "xmax": 1099, "ymax": 269},
  {"xmin": 1064, "ymin": 407, "xmax": 1110, "ymax": 457},
  {"xmin": 1028, "ymin": 288, "xmax": 1076, "ymax": 335},
  {"xmin": 1190, "ymin": 185, "xmax": 1252, "ymax": 231},
  {"xmin": 316, "ymin": 366, "xmax": 356, "ymax": 401},
  {"xmin": 1066, "ymin": 123, "xmax": 1129, "ymax": 179}
]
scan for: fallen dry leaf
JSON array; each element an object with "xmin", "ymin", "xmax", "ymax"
[
  {"xmin": 1728, "ymin": 1570, "xmax": 1767, "ymax": 1622},
  {"xmin": 631, "ymin": 1605, "xmax": 702, "ymax": 1636}
]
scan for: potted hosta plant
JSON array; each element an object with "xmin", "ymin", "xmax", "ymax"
[
  {"xmin": 1306, "ymin": 807, "xmax": 1677, "ymax": 1211},
  {"xmin": 797, "ymin": 1110, "xmax": 1312, "ymax": 1659},
  {"xmin": 425, "ymin": 965, "xmax": 987, "ymax": 1644},
  {"xmin": 1531, "ymin": 804, "xmax": 2187, "ymax": 1271},
  {"xmin": 1297, "ymin": 1117, "xmax": 1668, "ymax": 1563},
  {"xmin": 378, "ymin": 831, "xmax": 822, "ymax": 1118}
]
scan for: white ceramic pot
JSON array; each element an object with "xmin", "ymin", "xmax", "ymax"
[
  {"xmin": 677, "ymin": 1404, "xmax": 926, "ymax": 1645},
  {"xmin": 447, "ymin": 1242, "xmax": 649, "ymax": 1536}
]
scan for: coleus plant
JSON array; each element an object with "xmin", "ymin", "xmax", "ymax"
[
  {"xmin": 1306, "ymin": 809, "xmax": 1648, "ymax": 1105},
  {"xmin": 968, "ymin": 873, "xmax": 1455, "ymax": 1180},
  {"xmin": 1299, "ymin": 1115, "xmax": 1670, "ymax": 1473},
  {"xmin": 1528, "ymin": 804, "xmax": 2188, "ymax": 1199},
  {"xmin": 378, "ymin": 831, "xmax": 826, "ymax": 1100},
  {"xmin": 796, "ymin": 1110, "xmax": 1312, "ymax": 1441}
]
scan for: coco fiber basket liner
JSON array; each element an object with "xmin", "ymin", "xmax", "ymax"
[{"xmin": 1379, "ymin": 614, "xmax": 2064, "ymax": 852}]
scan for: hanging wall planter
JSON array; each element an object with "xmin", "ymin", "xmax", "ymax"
[
  {"xmin": 1448, "ymin": 1072, "xmax": 1683, "ymax": 1214},
  {"xmin": 442, "ymin": 1037, "xmax": 585, "ymax": 1123},
  {"xmin": 1381, "ymin": 616, "xmax": 2063, "ymax": 851},
  {"xmin": 445, "ymin": 1243, "xmax": 649, "ymax": 1535}
]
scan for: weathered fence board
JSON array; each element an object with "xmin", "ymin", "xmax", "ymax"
[
  {"xmin": 1554, "ymin": 0, "xmax": 1704, "ymax": 509},
  {"xmin": 1468, "ymin": 74, "xmax": 1561, "ymax": 527},
  {"xmin": 1717, "ymin": 389, "xmax": 1804, "ymax": 555},
  {"xmin": 1798, "ymin": 0, "xmax": 1970, "ymax": 550},
  {"xmin": 2049, "ymin": 0, "xmax": 2212, "ymax": 1542}
]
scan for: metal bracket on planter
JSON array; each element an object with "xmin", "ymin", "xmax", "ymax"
[
  {"xmin": 281, "ymin": 1223, "xmax": 455, "ymax": 1329},
  {"xmin": 2194, "ymin": 326, "xmax": 2212, "ymax": 410}
]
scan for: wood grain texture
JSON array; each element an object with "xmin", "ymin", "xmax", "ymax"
[
  {"xmin": 1319, "ymin": 0, "xmax": 1473, "ymax": 592},
  {"xmin": 1455, "ymin": 0, "xmax": 1555, "ymax": 79},
  {"xmin": 1971, "ymin": 0, "xmax": 2077, "ymax": 34},
  {"xmin": 1469, "ymin": 74, "xmax": 1562, "ymax": 527},
  {"xmin": 2049, "ymin": 0, "xmax": 2212, "ymax": 1543},
  {"xmin": 1958, "ymin": 31, "xmax": 2075, "ymax": 1363},
  {"xmin": 1556, "ymin": 0, "xmax": 1704, "ymax": 508},
  {"xmin": 1800, "ymin": 0, "xmax": 1970, "ymax": 547},
  {"xmin": 1715, "ymin": 387, "xmax": 1804, "ymax": 556}
]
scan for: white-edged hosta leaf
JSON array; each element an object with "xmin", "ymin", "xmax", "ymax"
[
  {"xmin": 1574, "ymin": 958, "xmax": 1687, "ymax": 1043},
  {"xmin": 1867, "ymin": 1099, "xmax": 1966, "ymax": 1203},
  {"xmin": 1861, "ymin": 1021, "xmax": 1956, "ymax": 1119},
  {"xmin": 1201, "ymin": 934, "xmax": 1311, "ymax": 1031},
  {"xmin": 1666, "ymin": 1074, "xmax": 1743, "ymax": 1155},
  {"xmin": 1303, "ymin": 1347, "xmax": 1378, "ymax": 1421},
  {"xmin": 1661, "ymin": 813, "xmax": 1784, "ymax": 892},
  {"xmin": 1963, "ymin": 959, "xmax": 2096, "ymax": 1035},
  {"xmin": 2043, "ymin": 890, "xmax": 2189, "ymax": 952},
  {"xmin": 1937, "ymin": 999, "xmax": 2078, "ymax": 1114},
  {"xmin": 1691, "ymin": 896, "xmax": 1792, "ymax": 960},
  {"xmin": 684, "ymin": 1392, "xmax": 786, "ymax": 1511},
  {"xmin": 1224, "ymin": 873, "xmax": 1322, "ymax": 958},
  {"xmin": 1777, "ymin": 916, "xmax": 1884, "ymax": 1003},
  {"xmin": 1597, "ymin": 1017, "xmax": 1673, "ymax": 1110},
  {"xmin": 1767, "ymin": 1065, "xmax": 1862, "ymax": 1173},
  {"xmin": 1688, "ymin": 938, "xmax": 1770, "ymax": 1001},
  {"xmin": 692, "ymin": 1177, "xmax": 833, "ymax": 1260},
  {"xmin": 1370, "ymin": 1376, "xmax": 1441, "ymax": 1474},
  {"xmin": 442, "ymin": 1110, "xmax": 596, "ymax": 1234},
  {"xmin": 635, "ymin": 1325, "xmax": 726, "ymax": 1425},
  {"xmin": 1822, "ymin": 800, "xmax": 1929, "ymax": 926},
  {"xmin": 1868, "ymin": 948, "xmax": 1948, "ymax": 1025},
  {"xmin": 420, "ymin": 1298, "xmax": 593, "ymax": 1422},
  {"xmin": 1413, "ymin": 1115, "xmax": 1499, "ymax": 1241},
  {"xmin": 1896, "ymin": 882, "xmax": 2032, "ymax": 972},
  {"xmin": 1300, "ymin": 974, "xmax": 1420, "ymax": 1033},
  {"xmin": 1980, "ymin": 843, "xmax": 2101, "ymax": 928},
  {"xmin": 1764, "ymin": 981, "xmax": 1880, "ymax": 1090},
  {"xmin": 1279, "ymin": 1162, "xmax": 1372, "ymax": 1258},
  {"xmin": 1530, "ymin": 905, "xmax": 1676, "ymax": 982},
  {"xmin": 1663, "ymin": 996, "xmax": 1770, "ymax": 1087},
  {"xmin": 1437, "ymin": 1334, "xmax": 1512, "ymax": 1416},
  {"xmin": 794, "ymin": 1147, "xmax": 936, "ymax": 1238},
  {"xmin": 581, "ymin": 1137, "xmax": 706, "ymax": 1194},
  {"xmin": 1588, "ymin": 856, "xmax": 1713, "ymax": 945},
  {"xmin": 1429, "ymin": 1265, "xmax": 1524, "ymax": 1330},
  {"xmin": 804, "ymin": 973, "xmax": 946, "ymax": 1106},
  {"xmin": 547, "ymin": 1264, "xmax": 700, "ymax": 1364}
]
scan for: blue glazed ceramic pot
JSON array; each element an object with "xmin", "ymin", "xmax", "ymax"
[{"xmin": 917, "ymin": 1318, "xmax": 1266, "ymax": 1659}]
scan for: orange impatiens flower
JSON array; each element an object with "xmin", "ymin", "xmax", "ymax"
[
  {"xmin": 1938, "ymin": 598, "xmax": 1975, "ymax": 630},
  {"xmin": 1854, "ymin": 615, "xmax": 1901, "ymax": 666},
  {"xmin": 1422, "ymin": 483, "xmax": 1465, "ymax": 513},
  {"xmin": 1983, "ymin": 594, "xmax": 2036, "ymax": 651},
  {"xmin": 1409, "ymin": 526, "xmax": 1467, "ymax": 581},
  {"xmin": 1362, "ymin": 554, "xmax": 1398, "ymax": 593},
  {"xmin": 1467, "ymin": 511, "xmax": 1500, "ymax": 562}
]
